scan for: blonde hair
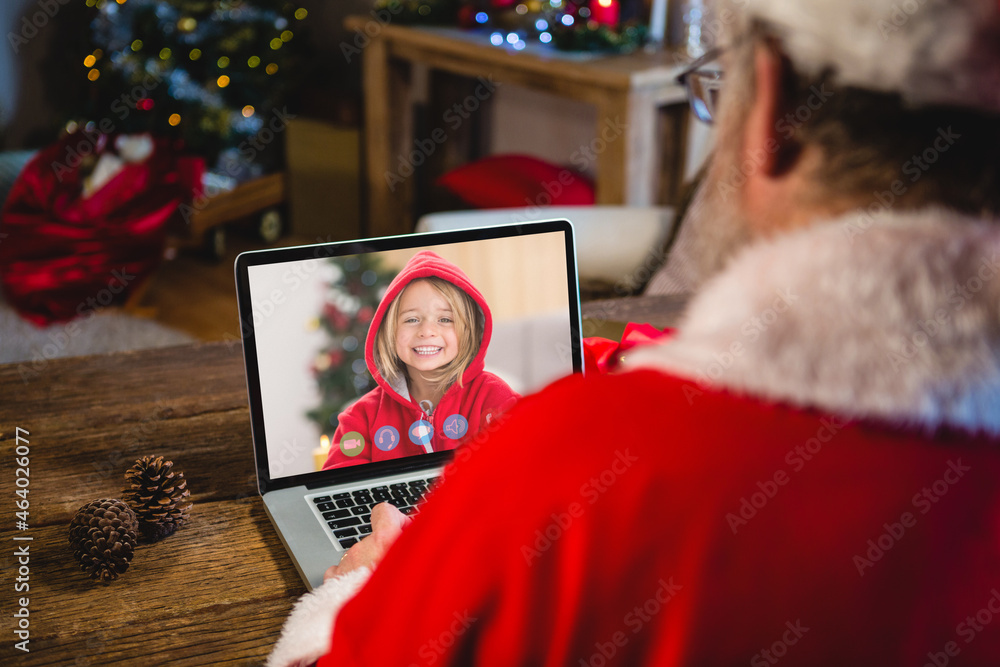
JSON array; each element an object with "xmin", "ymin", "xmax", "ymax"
[{"xmin": 373, "ymin": 277, "xmax": 484, "ymax": 393}]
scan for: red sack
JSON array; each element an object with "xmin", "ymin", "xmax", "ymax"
[{"xmin": 0, "ymin": 132, "xmax": 195, "ymax": 326}]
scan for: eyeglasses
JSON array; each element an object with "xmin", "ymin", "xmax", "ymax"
[{"xmin": 675, "ymin": 48, "xmax": 723, "ymax": 124}]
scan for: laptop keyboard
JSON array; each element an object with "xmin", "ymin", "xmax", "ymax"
[{"xmin": 312, "ymin": 476, "xmax": 440, "ymax": 549}]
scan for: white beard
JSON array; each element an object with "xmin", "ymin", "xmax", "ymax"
[{"xmin": 644, "ymin": 145, "xmax": 754, "ymax": 295}]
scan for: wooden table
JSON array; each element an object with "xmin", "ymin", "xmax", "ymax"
[
  {"xmin": 0, "ymin": 295, "xmax": 685, "ymax": 664},
  {"xmin": 347, "ymin": 19, "xmax": 692, "ymax": 236},
  {"xmin": 0, "ymin": 342, "xmax": 302, "ymax": 666},
  {"xmin": 582, "ymin": 294, "xmax": 688, "ymax": 339}
]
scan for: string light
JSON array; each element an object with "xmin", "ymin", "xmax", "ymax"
[
  {"xmin": 265, "ymin": 63, "xmax": 278, "ymax": 75},
  {"xmin": 217, "ymin": 56, "xmax": 230, "ymax": 68},
  {"xmin": 88, "ymin": 69, "xmax": 100, "ymax": 81},
  {"xmin": 159, "ymin": 47, "xmax": 171, "ymax": 60},
  {"xmin": 294, "ymin": 7, "xmax": 308, "ymax": 20},
  {"xmin": 217, "ymin": 75, "xmax": 230, "ymax": 87},
  {"xmin": 242, "ymin": 105, "xmax": 255, "ymax": 118},
  {"xmin": 168, "ymin": 113, "xmax": 181, "ymax": 126},
  {"xmin": 280, "ymin": 30, "xmax": 293, "ymax": 42},
  {"xmin": 247, "ymin": 55, "xmax": 260, "ymax": 68},
  {"xmin": 269, "ymin": 37, "xmax": 282, "ymax": 50},
  {"xmin": 189, "ymin": 48, "xmax": 201, "ymax": 60},
  {"xmin": 131, "ymin": 39, "xmax": 143, "ymax": 51},
  {"xmin": 84, "ymin": 55, "xmax": 96, "ymax": 68}
]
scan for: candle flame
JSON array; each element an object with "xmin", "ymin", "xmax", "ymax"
[{"xmin": 320, "ymin": 435, "xmax": 330, "ymax": 451}]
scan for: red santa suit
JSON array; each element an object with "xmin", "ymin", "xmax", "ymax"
[
  {"xmin": 323, "ymin": 250, "xmax": 518, "ymax": 469},
  {"xmin": 270, "ymin": 209, "xmax": 1000, "ymax": 666}
]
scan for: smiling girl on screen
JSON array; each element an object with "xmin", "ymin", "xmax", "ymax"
[{"xmin": 322, "ymin": 251, "xmax": 519, "ymax": 469}]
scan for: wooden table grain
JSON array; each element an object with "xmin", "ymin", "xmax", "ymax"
[
  {"xmin": 0, "ymin": 342, "xmax": 304, "ymax": 666},
  {"xmin": 0, "ymin": 294, "xmax": 685, "ymax": 664}
]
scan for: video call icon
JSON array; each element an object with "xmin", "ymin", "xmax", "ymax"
[{"xmin": 339, "ymin": 431, "xmax": 365, "ymax": 457}]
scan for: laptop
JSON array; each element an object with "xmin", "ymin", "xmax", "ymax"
[{"xmin": 234, "ymin": 220, "xmax": 584, "ymax": 589}]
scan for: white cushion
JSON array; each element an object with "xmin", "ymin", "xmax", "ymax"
[{"xmin": 415, "ymin": 206, "xmax": 675, "ymax": 285}]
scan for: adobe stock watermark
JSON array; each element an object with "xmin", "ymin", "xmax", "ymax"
[
  {"xmin": 17, "ymin": 267, "xmax": 139, "ymax": 382},
  {"xmin": 521, "ymin": 448, "xmax": 638, "ymax": 566},
  {"xmin": 877, "ymin": 0, "xmax": 929, "ymax": 40},
  {"xmin": 566, "ymin": 245, "xmax": 670, "ymax": 347},
  {"xmin": 923, "ymin": 588, "xmax": 1000, "ymax": 667},
  {"xmin": 178, "ymin": 106, "xmax": 297, "ymax": 224},
  {"xmin": 665, "ymin": 0, "xmax": 751, "ymax": 65},
  {"xmin": 886, "ymin": 252, "xmax": 999, "ymax": 373},
  {"xmin": 842, "ymin": 126, "xmax": 962, "ymax": 242},
  {"xmin": 578, "ymin": 576, "xmax": 683, "ymax": 667},
  {"xmin": 384, "ymin": 76, "xmax": 501, "ymax": 193},
  {"xmin": 12, "ymin": 427, "xmax": 32, "ymax": 654},
  {"xmin": 726, "ymin": 415, "xmax": 848, "ymax": 534},
  {"xmin": 750, "ymin": 620, "xmax": 810, "ymax": 666},
  {"xmin": 853, "ymin": 458, "xmax": 970, "ymax": 576},
  {"xmin": 716, "ymin": 85, "xmax": 835, "ymax": 202},
  {"xmin": 268, "ymin": 438, "xmax": 313, "ymax": 478},
  {"xmin": 509, "ymin": 115, "xmax": 628, "ymax": 224},
  {"xmin": 340, "ymin": 0, "xmax": 403, "ymax": 63},
  {"xmin": 236, "ymin": 233, "xmax": 387, "ymax": 343},
  {"xmin": 682, "ymin": 287, "xmax": 799, "ymax": 399},
  {"xmin": 84, "ymin": 400, "xmax": 174, "ymax": 487},
  {"xmin": 411, "ymin": 609, "xmax": 476, "ymax": 665},
  {"xmin": 50, "ymin": 70, "xmax": 165, "ymax": 182},
  {"xmin": 7, "ymin": 0, "xmax": 70, "ymax": 54}
]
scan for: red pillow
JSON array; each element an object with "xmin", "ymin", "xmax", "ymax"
[{"xmin": 435, "ymin": 154, "xmax": 595, "ymax": 208}]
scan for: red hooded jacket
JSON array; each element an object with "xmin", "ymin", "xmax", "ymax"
[{"xmin": 322, "ymin": 251, "xmax": 518, "ymax": 469}]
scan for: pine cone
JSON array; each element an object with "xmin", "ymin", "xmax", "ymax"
[
  {"xmin": 122, "ymin": 455, "xmax": 192, "ymax": 542},
  {"xmin": 68, "ymin": 499, "xmax": 138, "ymax": 582}
]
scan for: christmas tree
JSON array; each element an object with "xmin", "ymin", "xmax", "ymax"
[
  {"xmin": 307, "ymin": 255, "xmax": 397, "ymax": 437},
  {"xmin": 64, "ymin": 0, "xmax": 307, "ymax": 175}
]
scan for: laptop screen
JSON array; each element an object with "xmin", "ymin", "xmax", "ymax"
[{"xmin": 236, "ymin": 221, "xmax": 582, "ymax": 490}]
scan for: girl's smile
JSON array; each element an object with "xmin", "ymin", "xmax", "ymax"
[{"xmin": 394, "ymin": 281, "xmax": 460, "ymax": 375}]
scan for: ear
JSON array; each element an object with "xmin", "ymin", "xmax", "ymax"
[{"xmin": 743, "ymin": 42, "xmax": 801, "ymax": 177}]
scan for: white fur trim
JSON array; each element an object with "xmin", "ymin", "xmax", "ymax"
[
  {"xmin": 266, "ymin": 567, "xmax": 372, "ymax": 667},
  {"xmin": 723, "ymin": 0, "xmax": 1000, "ymax": 112},
  {"xmin": 626, "ymin": 208, "xmax": 1000, "ymax": 435}
]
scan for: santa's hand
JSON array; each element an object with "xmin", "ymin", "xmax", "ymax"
[{"xmin": 324, "ymin": 502, "xmax": 411, "ymax": 581}]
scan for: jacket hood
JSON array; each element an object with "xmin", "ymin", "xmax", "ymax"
[{"xmin": 365, "ymin": 250, "xmax": 492, "ymax": 404}]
